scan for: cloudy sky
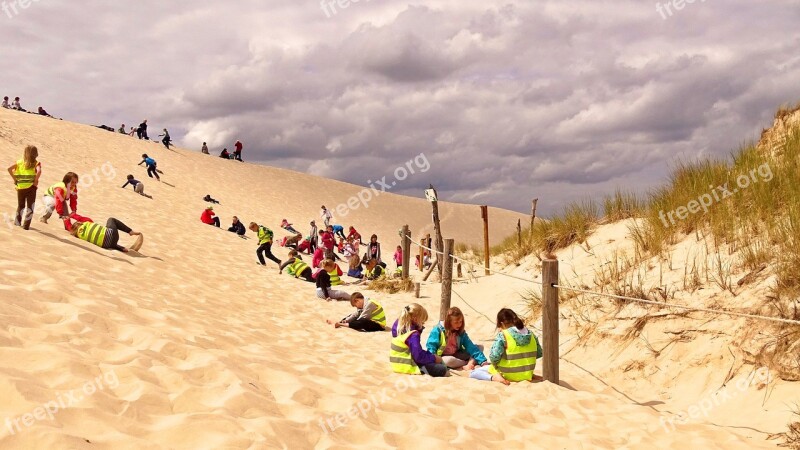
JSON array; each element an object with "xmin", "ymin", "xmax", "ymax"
[{"xmin": 2, "ymin": 0, "xmax": 799, "ymax": 215}]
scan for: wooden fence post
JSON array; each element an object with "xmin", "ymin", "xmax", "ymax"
[
  {"xmin": 439, "ymin": 239, "xmax": 454, "ymax": 321},
  {"xmin": 542, "ymin": 258, "xmax": 559, "ymax": 384},
  {"xmin": 414, "ymin": 282, "xmax": 420, "ymax": 298},
  {"xmin": 517, "ymin": 219, "xmax": 521, "ymax": 248},
  {"xmin": 481, "ymin": 205, "xmax": 490, "ymax": 275},
  {"xmin": 530, "ymin": 198, "xmax": 538, "ymax": 239},
  {"xmin": 401, "ymin": 225, "xmax": 411, "ymax": 280},
  {"xmin": 429, "ymin": 185, "xmax": 444, "ymax": 277}
]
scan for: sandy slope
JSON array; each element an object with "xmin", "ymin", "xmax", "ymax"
[{"xmin": 0, "ymin": 110, "xmax": 778, "ymax": 448}]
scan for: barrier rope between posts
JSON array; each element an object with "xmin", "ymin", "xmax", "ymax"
[
  {"xmin": 553, "ymin": 284, "xmax": 800, "ymax": 326},
  {"xmin": 400, "ymin": 232, "xmax": 800, "ymax": 326}
]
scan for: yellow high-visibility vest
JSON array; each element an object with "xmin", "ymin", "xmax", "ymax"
[
  {"xmin": 389, "ymin": 330, "xmax": 422, "ymax": 375},
  {"xmin": 488, "ymin": 329, "xmax": 537, "ymax": 382},
  {"xmin": 13, "ymin": 159, "xmax": 37, "ymax": 190},
  {"xmin": 77, "ymin": 223, "xmax": 107, "ymax": 248}
]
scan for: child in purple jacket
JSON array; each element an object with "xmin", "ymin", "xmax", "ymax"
[{"xmin": 390, "ymin": 303, "xmax": 448, "ymax": 377}]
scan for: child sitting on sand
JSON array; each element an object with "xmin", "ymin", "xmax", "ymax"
[
  {"xmin": 315, "ymin": 259, "xmax": 350, "ymax": 301},
  {"xmin": 280, "ymin": 219, "xmax": 299, "ymax": 235},
  {"xmin": 279, "ymin": 250, "xmax": 314, "ymax": 282},
  {"xmin": 426, "ymin": 307, "xmax": 488, "ymax": 370},
  {"xmin": 327, "ymin": 292, "xmax": 386, "ymax": 332},
  {"xmin": 390, "ymin": 303, "xmax": 447, "ymax": 377},
  {"xmin": 469, "ymin": 308, "xmax": 542, "ymax": 385}
]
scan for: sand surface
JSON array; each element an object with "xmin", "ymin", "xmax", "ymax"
[{"xmin": 0, "ymin": 110, "xmax": 787, "ymax": 448}]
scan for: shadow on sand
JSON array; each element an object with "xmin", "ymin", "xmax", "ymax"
[{"xmin": 33, "ymin": 229, "xmax": 133, "ymax": 265}]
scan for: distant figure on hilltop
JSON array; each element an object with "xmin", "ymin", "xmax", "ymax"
[
  {"xmin": 201, "ymin": 142, "xmax": 209, "ymax": 154},
  {"xmin": 233, "ymin": 140, "xmax": 243, "ymax": 162},
  {"xmin": 7, "ymin": 145, "xmax": 41, "ymax": 230},
  {"xmin": 11, "ymin": 97, "xmax": 26, "ymax": 112},
  {"xmin": 37, "ymin": 107, "xmax": 53, "ymax": 118},
  {"xmin": 118, "ymin": 124, "xmax": 126, "ymax": 134},
  {"xmin": 137, "ymin": 120, "xmax": 148, "ymax": 140},
  {"xmin": 128, "ymin": 126, "xmax": 137, "ymax": 137},
  {"xmin": 219, "ymin": 148, "xmax": 230, "ymax": 159},
  {"xmin": 159, "ymin": 128, "xmax": 171, "ymax": 149},
  {"xmin": 2, "ymin": 96, "xmax": 9, "ymax": 108}
]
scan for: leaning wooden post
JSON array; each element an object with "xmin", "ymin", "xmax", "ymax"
[
  {"xmin": 428, "ymin": 185, "xmax": 445, "ymax": 277},
  {"xmin": 481, "ymin": 205, "xmax": 490, "ymax": 275},
  {"xmin": 401, "ymin": 225, "xmax": 411, "ymax": 280},
  {"xmin": 542, "ymin": 258, "xmax": 559, "ymax": 384},
  {"xmin": 517, "ymin": 219, "xmax": 522, "ymax": 248},
  {"xmin": 530, "ymin": 198, "xmax": 539, "ymax": 240},
  {"xmin": 439, "ymin": 239, "xmax": 454, "ymax": 321}
]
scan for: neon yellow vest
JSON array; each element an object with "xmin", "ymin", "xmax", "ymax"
[
  {"xmin": 14, "ymin": 159, "xmax": 37, "ymax": 190},
  {"xmin": 77, "ymin": 223, "xmax": 107, "ymax": 248},
  {"xmin": 328, "ymin": 269, "xmax": 342, "ymax": 286},
  {"xmin": 435, "ymin": 328, "xmax": 447, "ymax": 356},
  {"xmin": 488, "ymin": 329, "xmax": 537, "ymax": 382},
  {"xmin": 290, "ymin": 259, "xmax": 309, "ymax": 277},
  {"xmin": 389, "ymin": 330, "xmax": 422, "ymax": 375},
  {"xmin": 257, "ymin": 226, "xmax": 273, "ymax": 244},
  {"xmin": 46, "ymin": 181, "xmax": 66, "ymax": 198},
  {"xmin": 367, "ymin": 299, "xmax": 386, "ymax": 327}
]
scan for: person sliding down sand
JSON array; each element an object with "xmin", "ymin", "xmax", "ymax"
[
  {"xmin": 426, "ymin": 307, "xmax": 488, "ymax": 370},
  {"xmin": 70, "ymin": 218, "xmax": 143, "ymax": 253},
  {"xmin": 121, "ymin": 175, "xmax": 151, "ymax": 198},
  {"xmin": 390, "ymin": 303, "xmax": 447, "ymax": 377},
  {"xmin": 469, "ymin": 308, "xmax": 542, "ymax": 385},
  {"xmin": 327, "ymin": 292, "xmax": 386, "ymax": 332},
  {"xmin": 279, "ymin": 250, "xmax": 314, "ymax": 282},
  {"xmin": 315, "ymin": 260, "xmax": 350, "ymax": 301}
]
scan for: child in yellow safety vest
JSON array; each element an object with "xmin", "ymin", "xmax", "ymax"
[
  {"xmin": 389, "ymin": 303, "xmax": 447, "ymax": 377},
  {"xmin": 7, "ymin": 145, "xmax": 42, "ymax": 230},
  {"xmin": 469, "ymin": 308, "xmax": 542, "ymax": 385},
  {"xmin": 279, "ymin": 250, "xmax": 314, "ymax": 282},
  {"xmin": 326, "ymin": 292, "xmax": 386, "ymax": 332},
  {"xmin": 426, "ymin": 307, "xmax": 488, "ymax": 370}
]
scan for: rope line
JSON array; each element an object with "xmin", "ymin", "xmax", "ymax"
[
  {"xmin": 405, "ymin": 234, "xmax": 543, "ymax": 285},
  {"xmin": 400, "ymin": 231, "xmax": 800, "ymax": 326},
  {"xmin": 553, "ymin": 284, "xmax": 800, "ymax": 326}
]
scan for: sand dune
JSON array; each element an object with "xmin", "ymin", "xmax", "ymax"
[{"xmin": 0, "ymin": 110, "xmax": 782, "ymax": 448}]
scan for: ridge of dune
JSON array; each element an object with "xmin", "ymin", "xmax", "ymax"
[{"xmin": 0, "ymin": 109, "xmax": 780, "ymax": 449}]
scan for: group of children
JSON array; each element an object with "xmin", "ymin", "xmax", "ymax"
[
  {"xmin": 8, "ymin": 145, "xmax": 145, "ymax": 252},
  {"xmin": 8, "ymin": 131, "xmax": 543, "ymax": 386}
]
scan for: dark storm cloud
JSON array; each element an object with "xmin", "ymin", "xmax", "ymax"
[{"xmin": 1, "ymin": 0, "xmax": 799, "ymax": 215}]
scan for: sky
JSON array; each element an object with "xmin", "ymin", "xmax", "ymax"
[{"xmin": 1, "ymin": 0, "xmax": 799, "ymax": 215}]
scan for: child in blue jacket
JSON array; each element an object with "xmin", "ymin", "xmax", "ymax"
[{"xmin": 426, "ymin": 307, "xmax": 488, "ymax": 370}]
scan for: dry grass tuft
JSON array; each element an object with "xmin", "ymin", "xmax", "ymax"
[{"xmin": 367, "ymin": 277, "xmax": 415, "ymax": 294}]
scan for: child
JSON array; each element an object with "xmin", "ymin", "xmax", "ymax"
[
  {"xmin": 219, "ymin": 148, "xmax": 230, "ymax": 159},
  {"xmin": 121, "ymin": 174, "xmax": 149, "ymax": 197},
  {"xmin": 390, "ymin": 303, "xmax": 447, "ymax": 377},
  {"xmin": 7, "ymin": 145, "xmax": 41, "ymax": 230},
  {"xmin": 347, "ymin": 226, "xmax": 363, "ymax": 244},
  {"xmin": 138, "ymin": 154, "xmax": 160, "ymax": 181},
  {"xmin": 355, "ymin": 258, "xmax": 384, "ymax": 285},
  {"xmin": 312, "ymin": 247, "xmax": 325, "ymax": 268},
  {"xmin": 281, "ymin": 219, "xmax": 299, "ymax": 235},
  {"xmin": 470, "ymin": 308, "xmax": 542, "ymax": 385},
  {"xmin": 228, "ymin": 216, "xmax": 246, "ymax": 236},
  {"xmin": 203, "ymin": 194, "xmax": 220, "ymax": 204},
  {"xmin": 347, "ymin": 254, "xmax": 363, "ymax": 279},
  {"xmin": 331, "ymin": 224, "xmax": 346, "ymax": 240},
  {"xmin": 315, "ymin": 259, "xmax": 350, "ymax": 301},
  {"xmin": 200, "ymin": 206, "xmax": 220, "ymax": 227},
  {"xmin": 249, "ymin": 222, "xmax": 281, "ymax": 267},
  {"xmin": 70, "ymin": 218, "xmax": 143, "ymax": 253},
  {"xmin": 297, "ymin": 236, "xmax": 311, "ymax": 254},
  {"xmin": 426, "ymin": 307, "xmax": 488, "ymax": 370},
  {"xmin": 327, "ymin": 292, "xmax": 386, "ymax": 332},
  {"xmin": 279, "ymin": 250, "xmax": 314, "ymax": 282},
  {"xmin": 366, "ymin": 234, "xmax": 382, "ymax": 265},
  {"xmin": 41, "ymin": 172, "xmax": 83, "ymax": 230},
  {"xmin": 159, "ymin": 128, "xmax": 171, "ymax": 149},
  {"xmin": 393, "ymin": 245, "xmax": 403, "ymax": 268}
]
